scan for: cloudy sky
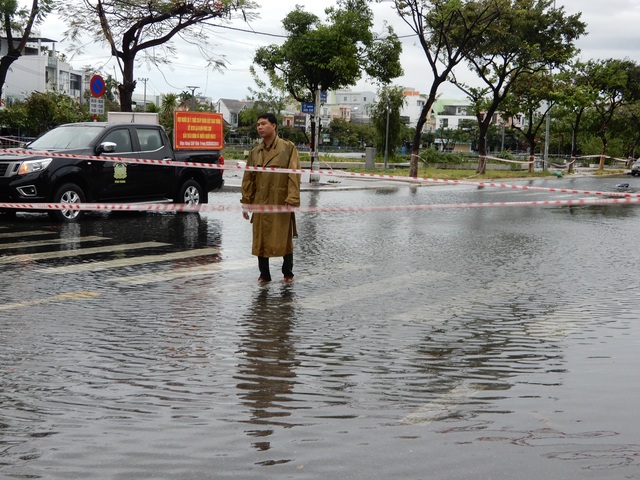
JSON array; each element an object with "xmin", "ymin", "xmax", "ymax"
[{"xmin": 33, "ymin": 0, "xmax": 640, "ymax": 101}]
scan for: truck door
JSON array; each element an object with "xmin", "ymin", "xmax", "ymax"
[
  {"xmin": 97, "ymin": 127, "xmax": 142, "ymax": 200},
  {"xmin": 134, "ymin": 127, "xmax": 173, "ymax": 197}
]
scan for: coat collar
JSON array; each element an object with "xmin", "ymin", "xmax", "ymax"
[{"xmin": 258, "ymin": 136, "xmax": 281, "ymax": 167}]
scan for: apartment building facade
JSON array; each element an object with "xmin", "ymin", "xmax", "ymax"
[{"xmin": 1, "ymin": 34, "xmax": 84, "ymax": 105}]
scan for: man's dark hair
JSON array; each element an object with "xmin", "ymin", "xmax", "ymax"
[{"xmin": 258, "ymin": 112, "xmax": 278, "ymax": 127}]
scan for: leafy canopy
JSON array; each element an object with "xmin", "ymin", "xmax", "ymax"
[{"xmin": 254, "ymin": 0, "xmax": 403, "ymax": 103}]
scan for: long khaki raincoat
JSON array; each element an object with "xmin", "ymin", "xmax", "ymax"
[{"xmin": 240, "ymin": 136, "xmax": 301, "ymax": 258}]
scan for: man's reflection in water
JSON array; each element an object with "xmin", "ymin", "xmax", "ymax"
[{"xmin": 235, "ymin": 286, "xmax": 299, "ymax": 460}]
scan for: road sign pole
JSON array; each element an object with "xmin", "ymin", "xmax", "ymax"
[{"xmin": 310, "ymin": 89, "xmax": 321, "ymax": 183}]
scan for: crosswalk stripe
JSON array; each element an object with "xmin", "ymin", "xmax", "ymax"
[
  {"xmin": 0, "ymin": 230, "xmax": 59, "ymax": 239},
  {"xmin": 0, "ymin": 291, "xmax": 101, "ymax": 311},
  {"xmin": 0, "ymin": 241, "xmax": 170, "ymax": 264},
  {"xmin": 109, "ymin": 258, "xmax": 256, "ymax": 285},
  {"xmin": 300, "ymin": 270, "xmax": 450, "ymax": 310},
  {"xmin": 0, "ymin": 236, "xmax": 108, "ymax": 251},
  {"xmin": 35, "ymin": 247, "xmax": 221, "ymax": 274}
]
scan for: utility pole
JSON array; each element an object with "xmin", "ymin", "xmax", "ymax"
[
  {"xmin": 186, "ymin": 85, "xmax": 199, "ymax": 111},
  {"xmin": 384, "ymin": 102, "xmax": 390, "ymax": 169},
  {"xmin": 310, "ymin": 88, "xmax": 321, "ymax": 183},
  {"xmin": 543, "ymin": 0, "xmax": 557, "ymax": 172},
  {"xmin": 138, "ymin": 77, "xmax": 148, "ymax": 111}
]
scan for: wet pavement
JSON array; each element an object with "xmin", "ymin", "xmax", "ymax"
[{"xmin": 1, "ymin": 174, "xmax": 640, "ymax": 479}]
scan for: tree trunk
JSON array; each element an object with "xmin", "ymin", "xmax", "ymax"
[
  {"xmin": 598, "ymin": 132, "xmax": 607, "ymax": 170},
  {"xmin": 526, "ymin": 134, "xmax": 536, "ymax": 173},
  {"xmin": 476, "ymin": 122, "xmax": 489, "ymax": 174},
  {"xmin": 409, "ymin": 104, "xmax": 430, "ymax": 178},
  {"xmin": 528, "ymin": 152, "xmax": 535, "ymax": 173},
  {"xmin": 118, "ymin": 56, "xmax": 137, "ymax": 112},
  {"xmin": 568, "ymin": 110, "xmax": 584, "ymax": 174},
  {"xmin": 0, "ymin": 50, "xmax": 21, "ymax": 98}
]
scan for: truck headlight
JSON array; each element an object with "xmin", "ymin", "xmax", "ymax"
[{"xmin": 18, "ymin": 158, "xmax": 53, "ymax": 175}]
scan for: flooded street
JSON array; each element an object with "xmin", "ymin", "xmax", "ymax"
[{"xmin": 1, "ymin": 175, "xmax": 640, "ymax": 479}]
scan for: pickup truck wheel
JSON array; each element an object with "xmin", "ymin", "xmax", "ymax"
[
  {"xmin": 49, "ymin": 183, "xmax": 85, "ymax": 222},
  {"xmin": 177, "ymin": 179, "xmax": 203, "ymax": 210}
]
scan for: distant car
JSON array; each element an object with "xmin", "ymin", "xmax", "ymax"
[{"xmin": 631, "ymin": 159, "xmax": 640, "ymax": 176}]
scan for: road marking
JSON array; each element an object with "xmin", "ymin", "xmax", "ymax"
[
  {"xmin": 0, "ymin": 236, "xmax": 108, "ymax": 251},
  {"xmin": 401, "ymin": 382, "xmax": 481, "ymax": 425},
  {"xmin": 0, "ymin": 291, "xmax": 101, "ymax": 310},
  {"xmin": 109, "ymin": 258, "xmax": 255, "ymax": 285},
  {"xmin": 300, "ymin": 270, "xmax": 450, "ymax": 310},
  {"xmin": 0, "ymin": 241, "xmax": 170, "ymax": 264},
  {"xmin": 35, "ymin": 247, "xmax": 221, "ymax": 274},
  {"xmin": 0, "ymin": 230, "xmax": 59, "ymax": 239}
]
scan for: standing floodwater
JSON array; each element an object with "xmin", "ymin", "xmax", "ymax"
[{"xmin": 1, "ymin": 176, "xmax": 639, "ymax": 479}]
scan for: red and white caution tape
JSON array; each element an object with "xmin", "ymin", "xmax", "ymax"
[
  {"xmin": 2, "ymin": 148, "xmax": 637, "ymax": 199},
  {"xmin": 2, "ymin": 196, "xmax": 639, "ymax": 214}
]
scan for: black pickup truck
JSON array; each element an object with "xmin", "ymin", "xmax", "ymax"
[{"xmin": 0, "ymin": 122, "xmax": 224, "ymax": 221}]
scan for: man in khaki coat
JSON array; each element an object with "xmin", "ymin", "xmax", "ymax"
[{"xmin": 241, "ymin": 113, "xmax": 301, "ymax": 283}]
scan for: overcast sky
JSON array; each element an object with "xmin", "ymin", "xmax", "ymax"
[{"xmin": 33, "ymin": 1, "xmax": 640, "ymax": 102}]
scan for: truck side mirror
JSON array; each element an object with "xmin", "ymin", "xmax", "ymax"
[{"xmin": 96, "ymin": 141, "xmax": 117, "ymax": 155}]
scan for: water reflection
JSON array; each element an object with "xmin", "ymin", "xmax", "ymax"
[{"xmin": 235, "ymin": 286, "xmax": 299, "ymax": 463}]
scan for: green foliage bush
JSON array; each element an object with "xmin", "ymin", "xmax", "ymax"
[{"xmin": 0, "ymin": 91, "xmax": 89, "ymax": 137}]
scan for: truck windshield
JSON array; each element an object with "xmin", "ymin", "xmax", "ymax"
[{"xmin": 27, "ymin": 125, "xmax": 105, "ymax": 150}]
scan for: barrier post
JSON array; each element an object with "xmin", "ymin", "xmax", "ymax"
[{"xmin": 365, "ymin": 147, "xmax": 376, "ymax": 170}]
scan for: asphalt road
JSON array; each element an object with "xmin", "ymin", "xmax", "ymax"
[{"xmin": 1, "ymin": 174, "xmax": 639, "ymax": 479}]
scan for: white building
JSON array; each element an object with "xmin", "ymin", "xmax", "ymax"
[
  {"xmin": 2, "ymin": 34, "xmax": 84, "ymax": 105},
  {"xmin": 215, "ymin": 98, "xmax": 254, "ymax": 128},
  {"xmin": 400, "ymin": 88, "xmax": 429, "ymax": 128},
  {"xmin": 326, "ymin": 89, "xmax": 376, "ymax": 124}
]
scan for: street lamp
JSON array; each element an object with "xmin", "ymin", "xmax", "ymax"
[
  {"xmin": 186, "ymin": 85, "xmax": 199, "ymax": 111},
  {"xmin": 138, "ymin": 77, "xmax": 148, "ymax": 111}
]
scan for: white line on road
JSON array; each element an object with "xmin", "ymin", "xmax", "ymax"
[
  {"xmin": 108, "ymin": 258, "xmax": 255, "ymax": 285},
  {"xmin": 0, "ymin": 241, "xmax": 170, "ymax": 264},
  {"xmin": 0, "ymin": 230, "xmax": 60, "ymax": 239},
  {"xmin": 401, "ymin": 381, "xmax": 482, "ymax": 425},
  {"xmin": 34, "ymin": 247, "xmax": 221, "ymax": 274},
  {"xmin": 0, "ymin": 291, "xmax": 101, "ymax": 311},
  {"xmin": 0, "ymin": 236, "xmax": 108, "ymax": 251},
  {"xmin": 300, "ymin": 270, "xmax": 450, "ymax": 310}
]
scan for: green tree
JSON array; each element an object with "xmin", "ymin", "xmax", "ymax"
[
  {"xmin": 0, "ymin": 0, "xmax": 56, "ymax": 97},
  {"xmin": 0, "ymin": 90, "xmax": 88, "ymax": 136},
  {"xmin": 58, "ymin": 0, "xmax": 258, "ymax": 112},
  {"xmin": 455, "ymin": 0, "xmax": 585, "ymax": 173},
  {"xmin": 236, "ymin": 106, "xmax": 264, "ymax": 142},
  {"xmin": 368, "ymin": 85, "xmax": 406, "ymax": 162},
  {"xmin": 253, "ymin": 0, "xmax": 402, "ymax": 163},
  {"xmin": 552, "ymin": 62, "xmax": 599, "ymax": 173},
  {"xmin": 327, "ymin": 118, "xmax": 374, "ymax": 148},
  {"xmin": 500, "ymin": 71, "xmax": 556, "ymax": 172},
  {"xmin": 610, "ymin": 101, "xmax": 640, "ymax": 164},
  {"xmin": 159, "ymin": 92, "xmax": 178, "ymax": 139},
  {"xmin": 579, "ymin": 58, "xmax": 640, "ymax": 169},
  {"xmin": 393, "ymin": 0, "xmax": 502, "ymax": 177},
  {"xmin": 279, "ymin": 125, "xmax": 308, "ymax": 146},
  {"xmin": 247, "ymin": 65, "xmax": 290, "ymax": 115}
]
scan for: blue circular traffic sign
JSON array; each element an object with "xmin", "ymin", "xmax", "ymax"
[{"xmin": 90, "ymin": 74, "xmax": 106, "ymax": 98}]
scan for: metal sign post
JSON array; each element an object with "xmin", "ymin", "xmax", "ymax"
[
  {"xmin": 89, "ymin": 74, "xmax": 106, "ymax": 121},
  {"xmin": 310, "ymin": 89, "xmax": 321, "ymax": 183}
]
